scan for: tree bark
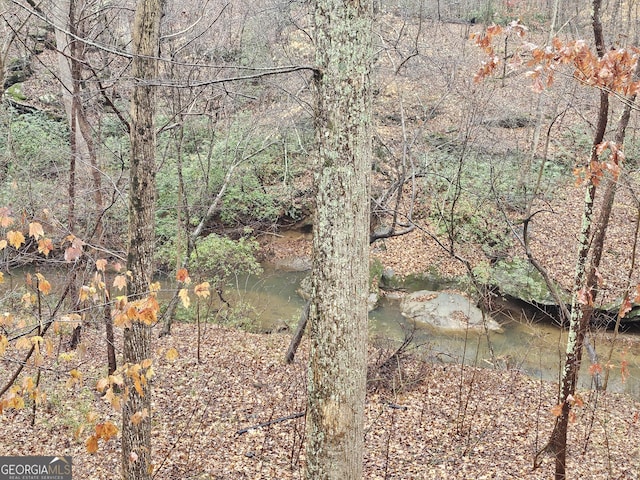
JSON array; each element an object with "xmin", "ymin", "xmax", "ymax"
[
  {"xmin": 548, "ymin": 2, "xmax": 607, "ymax": 478},
  {"xmin": 122, "ymin": 0, "xmax": 163, "ymax": 479},
  {"xmin": 304, "ymin": 1, "xmax": 373, "ymax": 478}
]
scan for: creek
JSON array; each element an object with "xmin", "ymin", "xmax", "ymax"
[
  {"xmin": 4, "ymin": 264, "xmax": 639, "ymax": 399},
  {"xmin": 236, "ymin": 264, "xmax": 640, "ymax": 400}
]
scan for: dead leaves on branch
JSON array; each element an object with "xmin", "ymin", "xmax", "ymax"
[
  {"xmin": 0, "ymin": 208, "xmax": 88, "ymax": 261},
  {"xmin": 472, "ymin": 21, "xmax": 640, "ymax": 97}
]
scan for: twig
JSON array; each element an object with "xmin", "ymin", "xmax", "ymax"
[{"xmin": 236, "ymin": 411, "xmax": 305, "ymax": 436}]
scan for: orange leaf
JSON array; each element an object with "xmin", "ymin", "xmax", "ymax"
[
  {"xmin": 38, "ymin": 279, "xmax": 51, "ymax": 295},
  {"xmin": 37, "ymin": 238, "xmax": 53, "ymax": 256},
  {"xmin": 551, "ymin": 403, "xmax": 563, "ymax": 417},
  {"xmin": 0, "ymin": 208, "xmax": 14, "ymax": 227},
  {"xmin": 96, "ymin": 421, "xmax": 118, "ymax": 441},
  {"xmin": 194, "ymin": 282, "xmax": 210, "ymax": 298},
  {"xmin": 176, "ymin": 268, "xmax": 191, "ymax": 284},
  {"xmin": 619, "ymin": 296, "xmax": 632, "ymax": 319},
  {"xmin": 96, "ymin": 259, "xmax": 108, "ymax": 272},
  {"xmin": 113, "ymin": 312, "xmax": 130, "ymax": 328},
  {"xmin": 130, "ymin": 408, "xmax": 149, "ymax": 426},
  {"xmin": 35, "ymin": 273, "xmax": 51, "ymax": 295},
  {"xmin": 138, "ymin": 307, "xmax": 157, "ymax": 325},
  {"xmin": 621, "ymin": 360, "xmax": 629, "ymax": 384},
  {"xmin": 86, "ymin": 435, "xmax": 99, "ymax": 454},
  {"xmin": 589, "ymin": 363, "xmax": 603, "ymax": 376},
  {"xmin": 634, "ymin": 284, "xmax": 640, "ymax": 303}
]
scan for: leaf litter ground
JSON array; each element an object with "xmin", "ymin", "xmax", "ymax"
[{"xmin": 1, "ymin": 321, "xmax": 638, "ymax": 479}]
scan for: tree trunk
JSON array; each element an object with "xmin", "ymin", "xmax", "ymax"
[
  {"xmin": 122, "ymin": 0, "xmax": 163, "ymax": 479},
  {"xmin": 548, "ymin": 3, "xmax": 607, "ymax": 477},
  {"xmin": 304, "ymin": 1, "xmax": 373, "ymax": 478}
]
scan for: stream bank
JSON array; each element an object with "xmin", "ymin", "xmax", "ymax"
[{"xmin": 234, "ymin": 262, "xmax": 640, "ymax": 400}]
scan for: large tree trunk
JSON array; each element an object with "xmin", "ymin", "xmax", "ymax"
[
  {"xmin": 122, "ymin": 0, "xmax": 163, "ymax": 479},
  {"xmin": 304, "ymin": 1, "xmax": 373, "ymax": 478}
]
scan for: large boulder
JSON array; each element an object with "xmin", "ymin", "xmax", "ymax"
[
  {"xmin": 489, "ymin": 258, "xmax": 568, "ymax": 306},
  {"xmin": 401, "ymin": 290, "xmax": 503, "ymax": 332}
]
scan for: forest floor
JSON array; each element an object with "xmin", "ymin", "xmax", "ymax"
[
  {"xmin": 4, "ymin": 9, "xmax": 640, "ymax": 480},
  {"xmin": 1, "ymin": 321, "xmax": 638, "ymax": 479}
]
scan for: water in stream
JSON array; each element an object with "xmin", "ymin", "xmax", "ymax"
[
  {"xmin": 236, "ymin": 266, "xmax": 640, "ymax": 400},
  {"xmin": 5, "ymin": 265, "xmax": 638, "ymax": 399}
]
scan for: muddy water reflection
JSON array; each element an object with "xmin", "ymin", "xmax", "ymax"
[{"xmin": 240, "ymin": 267, "xmax": 640, "ymax": 399}]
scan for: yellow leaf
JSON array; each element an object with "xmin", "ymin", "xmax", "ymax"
[
  {"xmin": 140, "ymin": 358, "xmax": 153, "ymax": 369},
  {"xmin": 109, "ymin": 374, "xmax": 124, "ymax": 387},
  {"xmin": 0, "ymin": 272, "xmax": 3, "ymax": 284},
  {"xmin": 74, "ymin": 425, "xmax": 85, "ymax": 441},
  {"xmin": 194, "ymin": 282, "xmax": 210, "ymax": 298},
  {"xmin": 58, "ymin": 351, "xmax": 75, "ymax": 362},
  {"xmin": 45, "ymin": 338, "xmax": 54, "ymax": 356},
  {"xmin": 0, "ymin": 239, "xmax": 6, "ymax": 250},
  {"xmin": 165, "ymin": 347, "xmax": 179, "ymax": 362},
  {"xmin": 0, "ymin": 313, "xmax": 12, "ymax": 327},
  {"xmin": 7, "ymin": 230, "xmax": 25, "ymax": 249},
  {"xmin": 0, "ymin": 335, "xmax": 7, "ymax": 355},
  {"xmin": 79, "ymin": 285, "xmax": 91, "ymax": 302},
  {"xmin": 178, "ymin": 288, "xmax": 190, "ymax": 308},
  {"xmin": 149, "ymin": 281, "xmax": 161, "ymax": 293},
  {"xmin": 15, "ymin": 336, "xmax": 32, "ymax": 350},
  {"xmin": 67, "ymin": 369, "xmax": 83, "ymax": 388},
  {"xmin": 96, "ymin": 259, "xmax": 107, "ymax": 272},
  {"xmin": 33, "ymin": 352, "xmax": 44, "ymax": 367},
  {"xmin": 86, "ymin": 435, "xmax": 99, "ymax": 454},
  {"xmin": 86, "ymin": 411, "xmax": 99, "ymax": 423},
  {"xmin": 28, "ymin": 222, "xmax": 44, "ymax": 239},
  {"xmin": 12, "ymin": 395, "xmax": 25, "ymax": 410},
  {"xmin": 22, "ymin": 376, "xmax": 35, "ymax": 393},
  {"xmin": 113, "ymin": 312, "xmax": 131, "ymax": 328}
]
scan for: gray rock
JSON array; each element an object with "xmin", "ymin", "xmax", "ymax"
[
  {"xmin": 271, "ymin": 256, "xmax": 312, "ymax": 272},
  {"xmin": 401, "ymin": 290, "xmax": 502, "ymax": 332},
  {"xmin": 368, "ymin": 291, "xmax": 379, "ymax": 312},
  {"xmin": 490, "ymin": 258, "xmax": 567, "ymax": 306}
]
